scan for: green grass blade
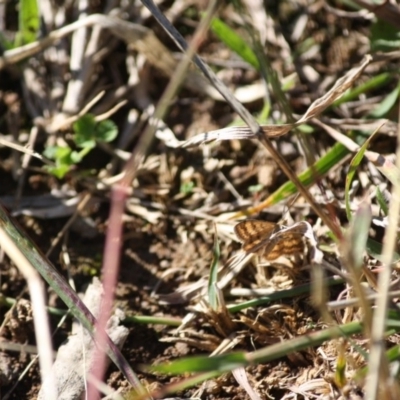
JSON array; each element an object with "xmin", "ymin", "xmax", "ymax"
[
  {"xmin": 333, "ymin": 73, "xmax": 392, "ymax": 107},
  {"xmin": 347, "ymin": 202, "xmax": 371, "ymax": 269},
  {"xmin": 208, "ymin": 224, "xmax": 221, "ymax": 310},
  {"xmin": 15, "ymin": 0, "xmax": 40, "ymax": 46},
  {"xmin": 262, "ymin": 141, "xmax": 350, "ymax": 207},
  {"xmin": 345, "ymin": 136, "xmax": 371, "ymax": 221},
  {"xmin": 366, "ymin": 238, "xmax": 400, "ymax": 262},
  {"xmin": 368, "ymin": 152, "xmax": 400, "ymax": 191},
  {"xmin": 124, "ymin": 315, "xmax": 182, "ymax": 326},
  {"xmin": 149, "ymin": 321, "xmax": 364, "ymax": 375},
  {"xmin": 370, "ymin": 18, "xmax": 400, "ymax": 51},
  {"xmin": 149, "ymin": 352, "xmax": 247, "ymax": 374},
  {"xmin": 210, "ymin": 17, "xmax": 259, "ymax": 69},
  {"xmin": 0, "ymin": 205, "xmax": 145, "ymax": 394},
  {"xmin": 376, "ymin": 186, "xmax": 389, "ymax": 216},
  {"xmin": 369, "ymin": 82, "xmax": 400, "ymax": 118},
  {"xmin": 228, "ymin": 277, "xmax": 344, "ymax": 313}
]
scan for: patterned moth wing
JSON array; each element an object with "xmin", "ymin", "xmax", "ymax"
[{"xmin": 234, "ymin": 220, "xmax": 306, "ymax": 260}]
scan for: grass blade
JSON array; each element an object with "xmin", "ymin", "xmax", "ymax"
[
  {"xmin": 0, "ymin": 204, "xmax": 146, "ymax": 395},
  {"xmin": 16, "ymin": 0, "xmax": 40, "ymax": 46},
  {"xmin": 234, "ymin": 141, "xmax": 350, "ymax": 217},
  {"xmin": 345, "ymin": 134, "xmax": 372, "ymax": 221},
  {"xmin": 208, "ymin": 224, "xmax": 221, "ymax": 310},
  {"xmin": 210, "ymin": 17, "xmax": 259, "ymax": 69},
  {"xmin": 150, "ymin": 321, "xmax": 365, "ymax": 375}
]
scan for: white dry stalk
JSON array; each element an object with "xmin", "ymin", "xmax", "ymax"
[
  {"xmin": 232, "ymin": 368, "xmax": 262, "ymax": 400},
  {"xmin": 365, "ymin": 107, "xmax": 400, "ymax": 399},
  {"xmin": 326, "ymin": 117, "xmax": 398, "ymax": 135},
  {"xmin": 157, "ymin": 252, "xmax": 253, "ymax": 305},
  {"xmin": 45, "ymin": 193, "xmax": 92, "ymax": 257},
  {"xmin": 0, "ymin": 340, "xmax": 39, "ymax": 355},
  {"xmin": 86, "ymin": 3, "xmax": 221, "ymax": 396},
  {"xmin": 0, "ymin": 12, "xmax": 249, "ymax": 109},
  {"xmin": 0, "ymin": 226, "xmax": 57, "ymax": 399},
  {"xmin": 141, "ymin": 0, "xmax": 259, "ymax": 133},
  {"xmin": 328, "ymin": 289, "xmax": 400, "ymax": 311},
  {"xmin": 38, "ymin": 278, "xmax": 128, "ymax": 400},
  {"xmin": 312, "ymin": 118, "xmax": 361, "ymax": 152},
  {"xmin": 62, "ymin": 0, "xmax": 90, "ymax": 114},
  {"xmin": 181, "ymin": 55, "xmax": 373, "ymax": 148},
  {"xmin": 242, "ymin": 0, "xmax": 269, "ymax": 44},
  {"xmin": 0, "ymin": 136, "xmax": 50, "ymax": 164},
  {"xmin": 15, "ymin": 126, "xmax": 40, "ymax": 204},
  {"xmin": 228, "ymin": 287, "xmax": 278, "ymax": 297}
]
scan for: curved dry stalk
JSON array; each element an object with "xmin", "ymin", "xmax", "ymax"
[
  {"xmin": 87, "ymin": 2, "xmax": 220, "ymax": 398},
  {"xmin": 365, "ymin": 105, "xmax": 400, "ymax": 400},
  {"xmin": 0, "ymin": 226, "xmax": 56, "ymax": 399}
]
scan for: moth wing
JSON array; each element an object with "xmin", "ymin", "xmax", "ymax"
[{"xmin": 234, "ymin": 220, "xmax": 276, "ymax": 242}]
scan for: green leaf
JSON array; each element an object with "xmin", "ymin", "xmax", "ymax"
[
  {"xmin": 46, "ymin": 164, "xmax": 71, "ymax": 179},
  {"xmin": 208, "ymin": 224, "xmax": 221, "ymax": 310},
  {"xmin": 56, "ymin": 147, "xmax": 73, "ymax": 163},
  {"xmin": 44, "ymin": 146, "xmax": 73, "ymax": 163},
  {"xmin": 0, "ymin": 33, "xmax": 14, "ymax": 50},
  {"xmin": 370, "ymin": 19, "xmax": 400, "ymax": 51},
  {"xmin": 387, "ymin": 308, "xmax": 400, "ymax": 323},
  {"xmin": 70, "ymin": 150, "xmax": 83, "ymax": 163},
  {"xmin": 369, "ymin": 152, "xmax": 400, "ymax": 191},
  {"xmin": 15, "ymin": 0, "xmax": 39, "ymax": 46},
  {"xmin": 228, "ymin": 277, "xmax": 344, "ymax": 313},
  {"xmin": 345, "ymin": 136, "xmax": 371, "ymax": 221},
  {"xmin": 366, "ymin": 238, "xmax": 400, "ymax": 262},
  {"xmin": 43, "ymin": 146, "xmax": 77, "ymax": 178},
  {"xmin": 346, "ymin": 202, "xmax": 371, "ymax": 269},
  {"xmin": 95, "ymin": 119, "xmax": 118, "ymax": 142},
  {"xmin": 180, "ymin": 181, "xmax": 195, "ymax": 194},
  {"xmin": 369, "ymin": 82, "xmax": 400, "ymax": 118},
  {"xmin": 333, "ymin": 73, "xmax": 392, "ymax": 107},
  {"xmin": 376, "ymin": 186, "xmax": 389, "ymax": 216},
  {"xmin": 334, "ymin": 346, "xmax": 347, "ymax": 388},
  {"xmin": 262, "ymin": 141, "xmax": 350, "ymax": 206},
  {"xmin": 248, "ymin": 184, "xmax": 264, "ymax": 194},
  {"xmin": 43, "ymin": 146, "xmax": 60, "ymax": 160},
  {"xmin": 297, "ymin": 124, "xmax": 314, "ymax": 134},
  {"xmin": 0, "ymin": 205, "xmax": 144, "ymax": 392},
  {"xmin": 73, "ymin": 114, "xmax": 96, "ymax": 148},
  {"xmin": 149, "ymin": 321, "xmax": 366, "ymax": 376},
  {"xmin": 149, "ymin": 352, "xmax": 247, "ymax": 374},
  {"xmin": 77, "ymin": 146, "xmax": 93, "ymax": 161},
  {"xmin": 73, "ymin": 114, "xmax": 116, "ymax": 148},
  {"xmin": 210, "ymin": 18, "xmax": 259, "ymax": 69}
]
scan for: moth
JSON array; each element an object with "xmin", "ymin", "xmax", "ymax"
[{"xmin": 234, "ymin": 220, "xmax": 310, "ymax": 261}]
